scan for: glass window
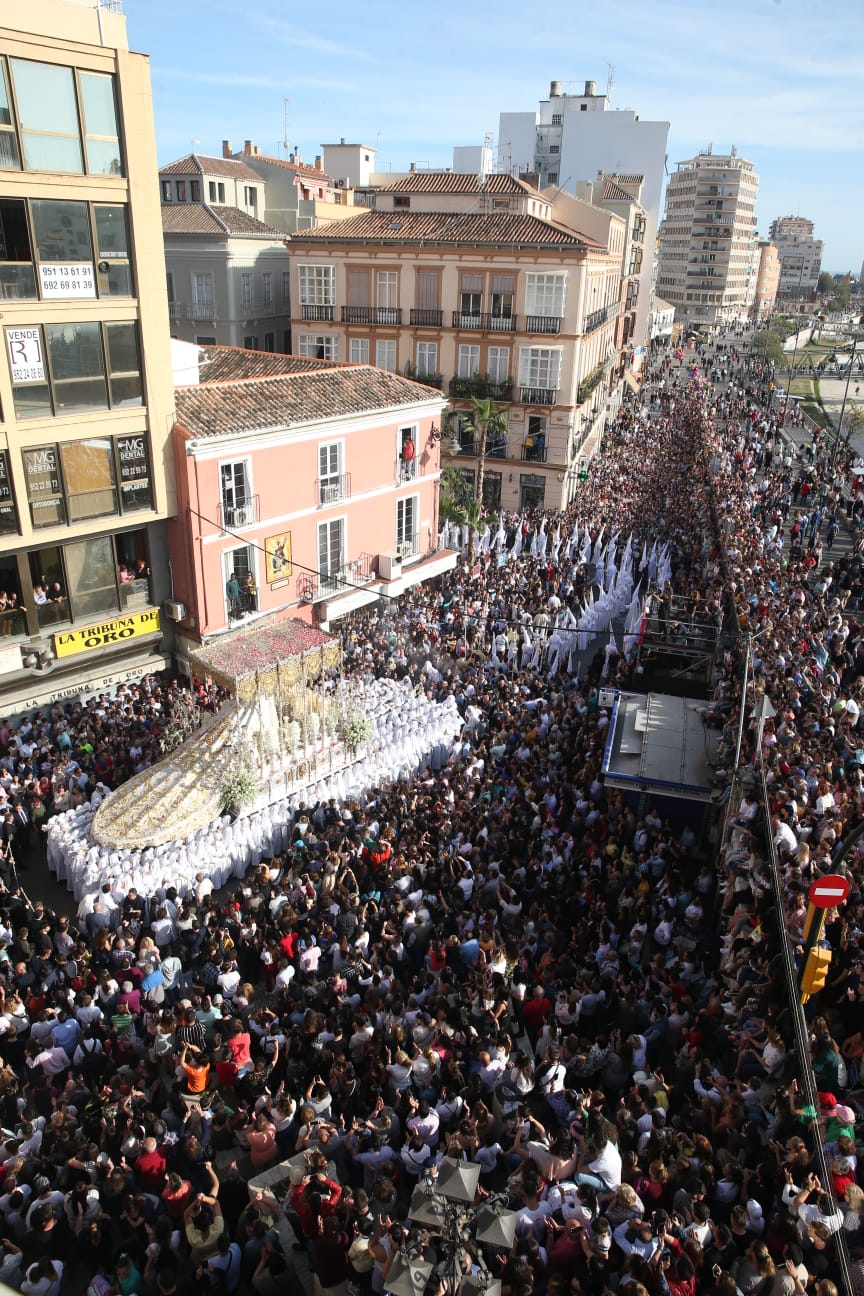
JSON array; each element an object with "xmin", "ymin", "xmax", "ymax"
[
  {"xmin": 0, "ymin": 60, "xmax": 20, "ymax": 170},
  {"xmin": 46, "ymin": 322, "xmax": 107, "ymax": 414},
  {"xmin": 375, "ymin": 339, "xmax": 396, "ymax": 372},
  {"xmin": 161, "ymin": 180, "xmax": 171, "ymax": 202},
  {"xmin": 525, "ymin": 272, "xmax": 566, "ymax": 318},
  {"xmin": 349, "ymin": 338, "xmax": 369, "ymax": 364},
  {"xmin": 11, "ymin": 59, "xmax": 83, "ymax": 173},
  {"xmin": 79, "ymin": 72, "xmax": 122, "ymax": 175},
  {"xmin": 115, "ymin": 435, "xmax": 152, "ymax": 512},
  {"xmin": 116, "ymin": 530, "xmax": 151, "ymax": 609},
  {"xmin": 518, "ymin": 346, "xmax": 562, "ymax": 390},
  {"xmin": 94, "ymin": 205, "xmax": 132, "ymax": 296},
  {"xmin": 457, "ymin": 344, "xmax": 480, "ymax": 378},
  {"xmin": 299, "ymin": 334, "xmax": 337, "ymax": 360},
  {"xmin": 377, "ymin": 271, "xmax": 397, "ymax": 309},
  {"xmin": 487, "ymin": 346, "xmax": 509, "ymax": 382},
  {"xmin": 6, "ymin": 326, "xmax": 51, "ymax": 419},
  {"xmin": 190, "ymin": 180, "xmax": 200, "ymax": 202},
  {"xmin": 29, "ymin": 546, "xmax": 68, "ymax": 628},
  {"xmin": 65, "ymin": 535, "xmax": 118, "ymax": 619},
  {"xmin": 31, "ymin": 199, "xmax": 95, "ymax": 299},
  {"xmin": 175, "ymin": 181, "xmax": 186, "ymax": 202},
  {"xmin": 0, "ymin": 452, "xmax": 18, "ymax": 535},
  {"xmin": 298, "ymin": 265, "xmax": 335, "ymax": 306},
  {"xmin": 208, "ymin": 181, "xmax": 216, "ymax": 202},
  {"xmin": 416, "ymin": 341, "xmax": 438, "ymax": 376},
  {"xmin": 105, "ymin": 323, "xmax": 143, "ymax": 407},
  {"xmin": 60, "ymin": 438, "xmax": 117, "ymax": 521},
  {"xmin": 23, "ymin": 445, "xmax": 65, "ymax": 528},
  {"xmin": 0, "ymin": 198, "xmax": 36, "ymax": 299}
]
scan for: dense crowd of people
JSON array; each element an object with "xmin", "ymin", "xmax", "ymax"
[{"xmin": 0, "ymin": 329, "xmax": 857, "ymax": 1296}]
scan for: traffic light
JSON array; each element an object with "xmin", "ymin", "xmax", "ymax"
[
  {"xmin": 800, "ymin": 947, "xmax": 832, "ymax": 1003},
  {"xmin": 578, "ymin": 466, "xmax": 588, "ymax": 483}
]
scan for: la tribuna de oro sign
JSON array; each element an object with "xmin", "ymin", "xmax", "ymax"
[{"xmin": 53, "ymin": 608, "xmax": 161, "ymax": 659}]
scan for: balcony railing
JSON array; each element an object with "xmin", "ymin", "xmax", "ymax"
[
  {"xmin": 169, "ymin": 302, "xmax": 217, "ymax": 321},
  {"xmin": 341, "ymin": 306, "xmax": 402, "ymax": 325},
  {"xmin": 454, "ymin": 438, "xmax": 507, "ymax": 460},
  {"xmin": 521, "ymin": 443, "xmax": 548, "ymax": 463},
  {"xmin": 302, "ymin": 304, "xmax": 334, "ymax": 322},
  {"xmin": 410, "ymin": 308, "xmax": 443, "ymax": 327},
  {"xmin": 297, "ymin": 552, "xmax": 376, "ymax": 602},
  {"xmin": 217, "ymin": 496, "xmax": 259, "ymax": 529},
  {"xmin": 577, "ymin": 363, "xmax": 605, "ymax": 405},
  {"xmin": 397, "ymin": 533, "xmax": 420, "ymax": 560},
  {"xmin": 519, "ymin": 386, "xmax": 557, "ymax": 406},
  {"xmin": 448, "ymin": 377, "xmax": 513, "ymax": 401},
  {"xmin": 315, "ymin": 473, "xmax": 351, "ymax": 507},
  {"xmin": 524, "ymin": 315, "xmax": 562, "ymax": 335},
  {"xmin": 397, "ymin": 458, "xmax": 417, "ymax": 484},
  {"xmin": 451, "ymin": 312, "xmax": 517, "ymax": 332},
  {"xmin": 583, "ymin": 301, "xmax": 620, "ymax": 334}
]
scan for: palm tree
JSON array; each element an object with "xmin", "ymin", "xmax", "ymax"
[{"xmin": 461, "ymin": 397, "xmax": 508, "ymax": 562}]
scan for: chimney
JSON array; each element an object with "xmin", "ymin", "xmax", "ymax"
[
  {"xmin": 289, "ymin": 152, "xmax": 295, "ymax": 164},
  {"xmin": 584, "ymin": 79, "xmax": 597, "ymax": 96},
  {"xmin": 314, "ymin": 154, "xmax": 322, "ymax": 171},
  {"xmin": 222, "ymin": 139, "xmax": 232, "ymax": 158},
  {"xmin": 243, "ymin": 140, "xmax": 254, "ymax": 155},
  {"xmin": 409, "ymin": 162, "xmax": 416, "ymax": 173},
  {"xmin": 340, "ymin": 137, "xmax": 346, "ymax": 145}
]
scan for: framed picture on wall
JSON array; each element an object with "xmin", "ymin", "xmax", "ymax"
[{"xmin": 265, "ymin": 531, "xmax": 292, "ymax": 584}]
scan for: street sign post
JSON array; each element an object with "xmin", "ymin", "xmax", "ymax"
[{"xmin": 809, "ymin": 875, "xmax": 851, "ymax": 909}]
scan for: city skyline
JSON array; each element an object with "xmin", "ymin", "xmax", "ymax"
[{"xmin": 126, "ymin": 0, "xmax": 862, "ymax": 272}]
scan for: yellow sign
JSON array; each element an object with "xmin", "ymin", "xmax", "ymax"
[
  {"xmin": 54, "ymin": 608, "xmax": 161, "ymax": 659},
  {"xmin": 265, "ymin": 531, "xmax": 292, "ymax": 584}
]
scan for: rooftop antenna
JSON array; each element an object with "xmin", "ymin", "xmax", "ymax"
[
  {"xmin": 606, "ymin": 63, "xmax": 614, "ymax": 101},
  {"xmin": 282, "ymin": 97, "xmax": 293, "ymax": 156},
  {"xmin": 190, "ymin": 138, "xmax": 200, "ymax": 150}
]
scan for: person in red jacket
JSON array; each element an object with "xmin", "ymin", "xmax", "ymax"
[
  {"xmin": 289, "ymin": 1171, "xmax": 342, "ymax": 1246},
  {"xmin": 521, "ymin": 984, "xmax": 552, "ymax": 1048},
  {"xmin": 134, "ymin": 1136, "xmax": 167, "ymax": 1192}
]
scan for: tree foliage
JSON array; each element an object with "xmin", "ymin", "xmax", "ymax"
[{"xmin": 752, "ymin": 330, "xmax": 784, "ymax": 367}]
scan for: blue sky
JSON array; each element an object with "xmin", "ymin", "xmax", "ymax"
[{"xmin": 126, "ymin": 0, "xmax": 863, "ymax": 272}]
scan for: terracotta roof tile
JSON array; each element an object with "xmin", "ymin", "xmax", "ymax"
[
  {"xmin": 602, "ymin": 179, "xmax": 638, "ymax": 202},
  {"xmin": 607, "ymin": 173, "xmax": 644, "ymax": 186},
  {"xmin": 234, "ymin": 151, "xmax": 333, "ymax": 182},
  {"xmin": 160, "ymin": 152, "xmax": 262, "ymax": 181},
  {"xmin": 161, "ymin": 204, "xmax": 283, "ymax": 238},
  {"xmin": 199, "ymin": 346, "xmax": 336, "ymax": 383},
  {"xmin": 287, "ymin": 209, "xmax": 597, "ymax": 249},
  {"xmin": 175, "ymin": 365, "xmax": 443, "ymax": 441},
  {"xmin": 375, "ymin": 172, "xmax": 537, "ymax": 196}
]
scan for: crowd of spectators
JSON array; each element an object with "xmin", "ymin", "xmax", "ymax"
[{"xmin": 0, "ymin": 330, "xmax": 856, "ymax": 1296}]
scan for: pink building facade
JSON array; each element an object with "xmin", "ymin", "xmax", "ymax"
[{"xmin": 166, "ymin": 345, "xmax": 454, "ymax": 665}]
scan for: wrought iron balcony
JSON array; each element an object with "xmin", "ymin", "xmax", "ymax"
[
  {"xmin": 396, "ymin": 458, "xmax": 417, "ymax": 484},
  {"xmin": 397, "ymin": 533, "xmax": 420, "ymax": 560},
  {"xmin": 301, "ymin": 304, "xmax": 334, "ymax": 322},
  {"xmin": 169, "ymin": 302, "xmax": 217, "ymax": 321},
  {"xmin": 521, "ymin": 443, "xmax": 548, "ymax": 463},
  {"xmin": 315, "ymin": 473, "xmax": 351, "ymax": 507},
  {"xmin": 583, "ymin": 301, "xmax": 620, "ymax": 334},
  {"xmin": 577, "ymin": 363, "xmax": 605, "ymax": 405},
  {"xmin": 341, "ymin": 306, "xmax": 402, "ymax": 325},
  {"xmin": 454, "ymin": 438, "xmax": 507, "ymax": 460},
  {"xmin": 217, "ymin": 496, "xmax": 259, "ymax": 529},
  {"xmin": 519, "ymin": 386, "xmax": 557, "ymax": 406},
  {"xmin": 297, "ymin": 551, "xmax": 376, "ymax": 602},
  {"xmin": 524, "ymin": 315, "xmax": 562, "ymax": 334},
  {"xmin": 448, "ymin": 377, "xmax": 513, "ymax": 401},
  {"xmin": 451, "ymin": 311, "xmax": 517, "ymax": 332},
  {"xmin": 410, "ymin": 308, "xmax": 444, "ymax": 326}
]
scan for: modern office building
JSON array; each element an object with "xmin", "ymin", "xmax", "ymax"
[
  {"xmin": 0, "ymin": 0, "xmax": 176, "ymax": 711},
  {"xmin": 497, "ymin": 79, "xmax": 668, "ymax": 351},
  {"xmin": 657, "ymin": 148, "xmax": 760, "ymax": 326},
  {"xmin": 286, "ymin": 170, "xmax": 626, "ymax": 512},
  {"xmin": 768, "ymin": 215, "xmax": 823, "ymax": 298}
]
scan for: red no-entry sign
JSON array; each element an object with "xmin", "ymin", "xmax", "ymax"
[{"xmin": 809, "ymin": 874, "xmax": 851, "ymax": 909}]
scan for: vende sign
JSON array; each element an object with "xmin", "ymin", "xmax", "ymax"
[
  {"xmin": 54, "ymin": 608, "xmax": 161, "ymax": 659},
  {"xmin": 6, "ymin": 327, "xmax": 44, "ymax": 383}
]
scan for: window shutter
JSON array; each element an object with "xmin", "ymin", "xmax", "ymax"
[
  {"xmin": 491, "ymin": 274, "xmax": 514, "ymax": 294},
  {"xmin": 348, "ymin": 269, "xmax": 369, "ymax": 307},
  {"xmin": 416, "ymin": 272, "xmax": 440, "ymax": 310},
  {"xmin": 460, "ymin": 273, "xmax": 482, "ymax": 293}
]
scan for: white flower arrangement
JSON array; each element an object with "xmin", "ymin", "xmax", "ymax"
[
  {"xmin": 343, "ymin": 712, "xmax": 373, "ymax": 752},
  {"xmin": 220, "ymin": 762, "xmax": 258, "ymax": 815}
]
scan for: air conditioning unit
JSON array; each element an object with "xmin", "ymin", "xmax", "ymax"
[
  {"xmin": 164, "ymin": 600, "xmax": 187, "ymax": 622},
  {"xmin": 378, "ymin": 553, "xmax": 402, "ymax": 581}
]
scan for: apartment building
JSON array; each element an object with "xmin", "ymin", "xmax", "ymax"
[
  {"xmin": 167, "ymin": 344, "xmax": 454, "ymax": 645},
  {"xmin": 752, "ymin": 241, "xmax": 781, "ymax": 319},
  {"xmin": 768, "ymin": 215, "xmax": 823, "ymax": 298},
  {"xmin": 657, "ymin": 148, "xmax": 760, "ymax": 326},
  {"xmin": 497, "ymin": 79, "xmax": 668, "ymax": 350},
  {"xmin": 225, "ymin": 140, "xmax": 359, "ymax": 233},
  {"xmin": 160, "ymin": 152, "xmax": 293, "ymax": 352},
  {"xmin": 573, "ymin": 173, "xmax": 648, "ymax": 361},
  {"xmin": 0, "ymin": 0, "xmax": 175, "ymax": 711},
  {"xmin": 286, "ymin": 171, "xmax": 625, "ymax": 513}
]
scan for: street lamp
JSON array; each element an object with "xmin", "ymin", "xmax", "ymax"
[{"xmin": 385, "ymin": 1159, "xmax": 518, "ymax": 1296}]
